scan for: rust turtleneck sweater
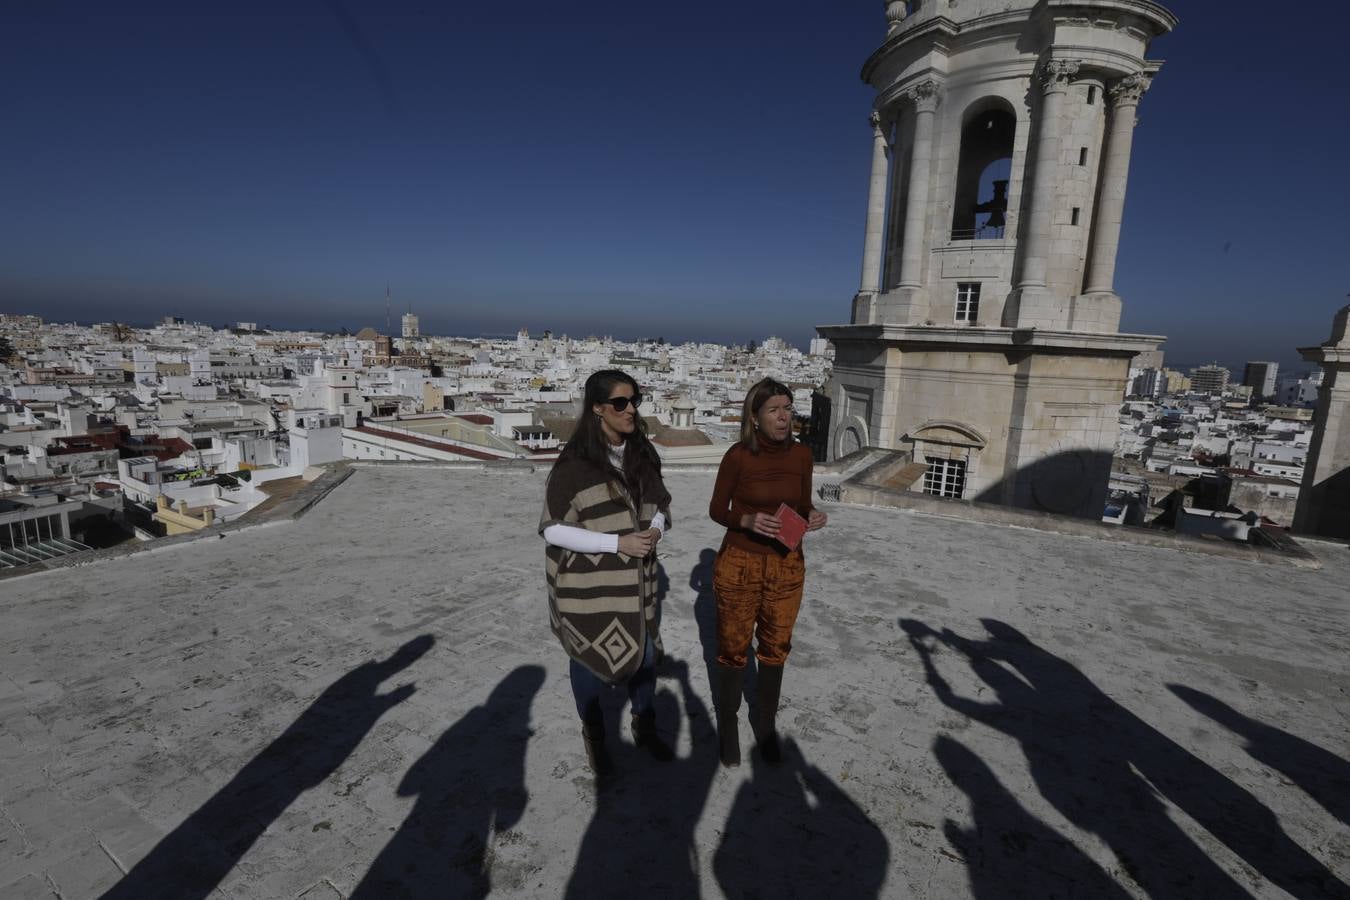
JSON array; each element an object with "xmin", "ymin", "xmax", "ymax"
[{"xmin": 708, "ymin": 436, "xmax": 815, "ymax": 555}]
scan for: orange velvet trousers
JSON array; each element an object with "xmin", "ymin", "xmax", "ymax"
[{"xmin": 712, "ymin": 544, "xmax": 805, "ymax": 668}]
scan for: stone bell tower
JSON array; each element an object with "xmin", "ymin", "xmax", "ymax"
[
  {"xmin": 1293, "ymin": 305, "xmax": 1350, "ymax": 539},
  {"xmin": 818, "ymin": 0, "xmax": 1177, "ymax": 518}
]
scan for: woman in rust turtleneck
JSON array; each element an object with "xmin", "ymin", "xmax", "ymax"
[{"xmin": 708, "ymin": 377, "xmax": 828, "ymax": 766}]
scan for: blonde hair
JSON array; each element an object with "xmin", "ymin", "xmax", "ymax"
[{"xmin": 739, "ymin": 377, "xmax": 794, "ymax": 454}]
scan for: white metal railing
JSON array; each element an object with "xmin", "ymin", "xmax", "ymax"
[
  {"xmin": 0, "ymin": 510, "xmax": 92, "ymax": 566},
  {"xmin": 0, "ymin": 522, "xmax": 92, "ymax": 568}
]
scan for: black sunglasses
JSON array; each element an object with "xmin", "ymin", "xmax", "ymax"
[{"xmin": 600, "ymin": 395, "xmax": 642, "ymax": 412}]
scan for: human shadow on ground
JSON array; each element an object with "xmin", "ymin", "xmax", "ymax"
[
  {"xmin": 650, "ymin": 561, "xmax": 671, "ymax": 663},
  {"xmin": 563, "ymin": 656, "xmax": 721, "ymax": 899},
  {"xmin": 935, "ymin": 735, "xmax": 1133, "ymax": 899},
  {"xmin": 1170, "ymin": 684, "xmax": 1350, "ymax": 828},
  {"xmin": 690, "ymin": 547, "xmax": 757, "ymax": 706},
  {"xmin": 350, "ymin": 665, "xmax": 545, "ymax": 899},
  {"xmin": 901, "ymin": 618, "xmax": 1349, "ymax": 899},
  {"xmin": 99, "ymin": 634, "xmax": 434, "ymax": 900},
  {"xmin": 713, "ymin": 737, "xmax": 890, "ymax": 899}
]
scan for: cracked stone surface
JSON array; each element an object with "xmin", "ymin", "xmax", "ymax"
[{"xmin": 1, "ymin": 465, "xmax": 1347, "ymax": 898}]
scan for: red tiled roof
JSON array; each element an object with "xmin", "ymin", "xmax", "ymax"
[
  {"xmin": 49, "ymin": 444, "xmax": 116, "ymax": 457},
  {"xmin": 121, "ymin": 436, "xmax": 194, "ymax": 462},
  {"xmin": 53, "ymin": 426, "xmax": 127, "ymax": 453},
  {"xmin": 353, "ymin": 425, "xmax": 502, "ymax": 461}
]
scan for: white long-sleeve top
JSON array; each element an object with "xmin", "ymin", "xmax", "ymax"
[{"xmin": 542, "ymin": 443, "xmax": 665, "ymax": 553}]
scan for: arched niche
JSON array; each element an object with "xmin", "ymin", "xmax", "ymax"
[{"xmin": 949, "ymin": 99, "xmax": 1017, "ymax": 240}]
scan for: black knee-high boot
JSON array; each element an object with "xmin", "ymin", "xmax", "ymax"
[
  {"xmin": 715, "ymin": 664, "xmax": 744, "ymax": 767},
  {"xmin": 755, "ymin": 663, "xmax": 784, "ymax": 765}
]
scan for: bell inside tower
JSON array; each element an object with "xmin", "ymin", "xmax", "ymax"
[{"xmin": 950, "ymin": 107, "xmax": 1016, "ymax": 240}]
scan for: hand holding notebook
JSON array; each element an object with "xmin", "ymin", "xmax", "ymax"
[{"xmin": 774, "ymin": 502, "xmax": 808, "ymax": 551}]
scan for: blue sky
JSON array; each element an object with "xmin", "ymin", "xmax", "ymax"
[{"xmin": 1, "ymin": 2, "xmax": 1346, "ymax": 369}]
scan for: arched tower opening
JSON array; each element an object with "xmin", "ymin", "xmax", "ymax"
[{"xmin": 950, "ymin": 102, "xmax": 1016, "ymax": 240}]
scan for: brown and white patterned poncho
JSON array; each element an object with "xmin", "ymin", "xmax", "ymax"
[{"xmin": 539, "ymin": 456, "xmax": 671, "ymax": 684}]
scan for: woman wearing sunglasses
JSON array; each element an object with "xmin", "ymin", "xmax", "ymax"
[
  {"xmin": 540, "ymin": 369, "xmax": 673, "ymax": 776},
  {"xmin": 708, "ymin": 377, "xmax": 827, "ymax": 767}
]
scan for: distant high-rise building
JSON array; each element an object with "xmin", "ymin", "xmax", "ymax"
[
  {"xmin": 188, "ymin": 350, "xmax": 211, "ymax": 381},
  {"xmin": 402, "ymin": 313, "xmax": 419, "ymax": 339},
  {"xmin": 1126, "ymin": 349, "xmax": 1164, "ymax": 399},
  {"xmin": 1163, "ymin": 369, "xmax": 1191, "ymax": 393},
  {"xmin": 1242, "ymin": 360, "xmax": 1278, "ymax": 400},
  {"xmin": 1128, "ymin": 367, "xmax": 1162, "ymax": 399},
  {"xmin": 132, "ymin": 348, "xmax": 156, "ymax": 385},
  {"xmin": 1190, "ymin": 363, "xmax": 1230, "ymax": 395}
]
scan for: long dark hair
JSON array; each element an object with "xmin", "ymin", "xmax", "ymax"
[
  {"xmin": 555, "ymin": 369, "xmax": 664, "ymax": 505},
  {"xmin": 740, "ymin": 377, "xmax": 794, "ymax": 454}
]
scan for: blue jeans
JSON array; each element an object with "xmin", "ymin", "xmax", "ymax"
[{"xmin": 570, "ymin": 635, "xmax": 656, "ymax": 724}]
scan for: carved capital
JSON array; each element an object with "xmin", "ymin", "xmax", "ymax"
[
  {"xmin": 1039, "ymin": 59, "xmax": 1082, "ymax": 92},
  {"xmin": 1109, "ymin": 72, "xmax": 1151, "ymax": 107},
  {"xmin": 904, "ymin": 78, "xmax": 943, "ymax": 113},
  {"xmin": 870, "ymin": 109, "xmax": 896, "ymax": 149}
]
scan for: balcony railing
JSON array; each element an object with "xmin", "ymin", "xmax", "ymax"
[{"xmin": 949, "ymin": 225, "xmax": 1006, "ymax": 241}]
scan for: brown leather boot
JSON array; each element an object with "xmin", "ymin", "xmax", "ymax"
[{"xmin": 582, "ymin": 720, "xmax": 614, "ymax": 777}]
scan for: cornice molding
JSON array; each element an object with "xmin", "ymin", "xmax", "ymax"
[
  {"xmin": 817, "ymin": 323, "xmax": 1166, "ymax": 355},
  {"xmin": 862, "ymin": 16, "xmax": 959, "ymax": 83},
  {"xmin": 1045, "ymin": 0, "xmax": 1179, "ymax": 36}
]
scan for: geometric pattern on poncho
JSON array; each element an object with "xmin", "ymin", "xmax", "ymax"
[{"xmin": 593, "ymin": 618, "xmax": 640, "ymax": 674}]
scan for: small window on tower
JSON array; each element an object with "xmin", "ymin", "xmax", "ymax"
[
  {"xmin": 1079, "ymin": 147, "xmax": 1088, "ymax": 166},
  {"xmin": 955, "ymin": 283, "xmax": 981, "ymax": 323},
  {"xmin": 1071, "ymin": 207, "xmax": 1081, "ymax": 226},
  {"xmin": 1087, "ymin": 85, "xmax": 1098, "ymax": 105}
]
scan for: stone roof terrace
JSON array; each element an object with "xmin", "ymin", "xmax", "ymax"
[{"xmin": 1, "ymin": 465, "xmax": 1347, "ymax": 898}]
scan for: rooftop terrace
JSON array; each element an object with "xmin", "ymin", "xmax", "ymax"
[{"xmin": 2, "ymin": 465, "xmax": 1347, "ymax": 898}]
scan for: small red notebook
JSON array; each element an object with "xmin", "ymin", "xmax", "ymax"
[{"xmin": 774, "ymin": 502, "xmax": 808, "ymax": 551}]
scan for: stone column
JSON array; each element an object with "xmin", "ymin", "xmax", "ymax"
[
  {"xmin": 1016, "ymin": 59, "xmax": 1079, "ymax": 293},
  {"xmin": 858, "ymin": 110, "xmax": 892, "ymax": 297},
  {"xmin": 1084, "ymin": 73, "xmax": 1149, "ymax": 295},
  {"xmin": 897, "ymin": 79, "xmax": 941, "ymax": 289}
]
